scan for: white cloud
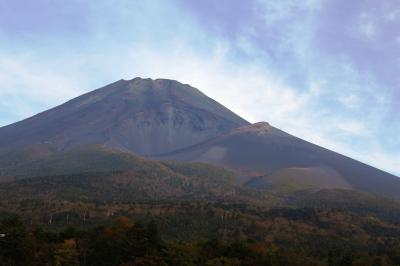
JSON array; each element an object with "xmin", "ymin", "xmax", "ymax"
[
  {"xmin": 338, "ymin": 94, "xmax": 362, "ymax": 109},
  {"xmin": 0, "ymin": 54, "xmax": 83, "ymax": 100},
  {"xmin": 358, "ymin": 13, "xmax": 377, "ymax": 40},
  {"xmin": 335, "ymin": 120, "xmax": 367, "ymax": 136},
  {"xmin": 385, "ymin": 9, "xmax": 400, "ymax": 21},
  {"xmin": 0, "ymin": 53, "xmax": 86, "ymax": 125},
  {"xmin": 360, "ymin": 21, "xmax": 376, "ymax": 39}
]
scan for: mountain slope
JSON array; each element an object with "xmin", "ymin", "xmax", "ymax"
[
  {"xmin": 158, "ymin": 122, "xmax": 400, "ymax": 200},
  {"xmin": 0, "ymin": 145, "xmax": 246, "ymax": 202},
  {"xmin": 0, "ymin": 78, "xmax": 398, "ymax": 201},
  {"xmin": 0, "ymin": 78, "xmax": 249, "ymax": 155}
]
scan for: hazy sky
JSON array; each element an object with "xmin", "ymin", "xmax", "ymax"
[{"xmin": 0, "ymin": 0, "xmax": 399, "ymax": 175}]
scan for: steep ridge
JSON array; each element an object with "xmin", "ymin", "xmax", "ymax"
[
  {"xmin": 158, "ymin": 122, "xmax": 400, "ymax": 200},
  {"xmin": 0, "ymin": 78, "xmax": 249, "ymax": 155}
]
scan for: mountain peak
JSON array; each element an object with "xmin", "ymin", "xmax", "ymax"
[
  {"xmin": 99, "ymin": 77, "xmax": 203, "ymax": 100},
  {"xmin": 0, "ymin": 78, "xmax": 249, "ymax": 155},
  {"xmin": 121, "ymin": 77, "xmax": 186, "ymax": 87}
]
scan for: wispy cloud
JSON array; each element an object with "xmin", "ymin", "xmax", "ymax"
[{"xmin": 0, "ymin": 52, "xmax": 85, "ymax": 124}]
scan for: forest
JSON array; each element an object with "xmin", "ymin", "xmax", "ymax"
[
  {"xmin": 1, "ymin": 158, "xmax": 400, "ymax": 265},
  {"xmin": 1, "ymin": 199, "xmax": 400, "ymax": 266}
]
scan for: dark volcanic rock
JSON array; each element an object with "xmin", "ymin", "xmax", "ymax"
[{"xmin": 0, "ymin": 78, "xmax": 249, "ymax": 155}]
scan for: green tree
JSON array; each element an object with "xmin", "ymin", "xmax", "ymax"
[{"xmin": 0, "ymin": 215, "xmax": 33, "ymax": 266}]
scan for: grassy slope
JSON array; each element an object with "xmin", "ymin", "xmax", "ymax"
[{"xmin": 0, "ymin": 145, "xmax": 274, "ymax": 205}]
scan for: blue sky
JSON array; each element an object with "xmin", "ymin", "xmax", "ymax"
[{"xmin": 0, "ymin": 0, "xmax": 399, "ymax": 175}]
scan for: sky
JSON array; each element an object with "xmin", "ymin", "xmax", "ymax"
[{"xmin": 0, "ymin": 0, "xmax": 399, "ymax": 175}]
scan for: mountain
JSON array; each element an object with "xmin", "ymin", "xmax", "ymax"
[
  {"xmin": 0, "ymin": 78, "xmax": 248, "ymax": 155},
  {"xmin": 0, "ymin": 77, "xmax": 399, "ymax": 202},
  {"xmin": 158, "ymin": 122, "xmax": 400, "ymax": 200},
  {"xmin": 1, "ymin": 77, "xmax": 400, "ymax": 265}
]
